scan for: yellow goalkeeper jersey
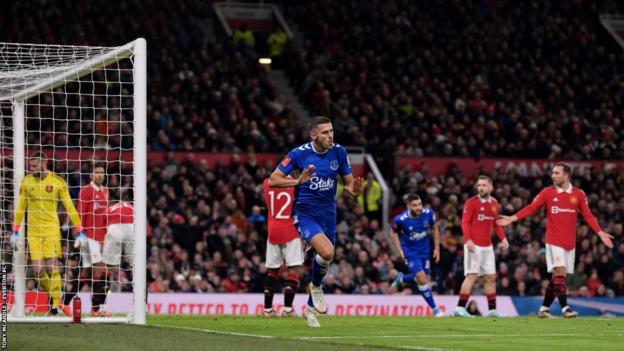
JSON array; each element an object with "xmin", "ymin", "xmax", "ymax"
[{"xmin": 13, "ymin": 171, "xmax": 81, "ymax": 237}]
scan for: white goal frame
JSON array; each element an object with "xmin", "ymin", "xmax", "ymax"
[{"xmin": 2, "ymin": 38, "xmax": 146, "ymax": 324}]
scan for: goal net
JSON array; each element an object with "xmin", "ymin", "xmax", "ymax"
[{"xmin": 0, "ymin": 39, "xmax": 146, "ymax": 324}]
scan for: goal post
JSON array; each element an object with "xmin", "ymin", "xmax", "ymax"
[{"xmin": 0, "ymin": 38, "xmax": 146, "ymax": 324}]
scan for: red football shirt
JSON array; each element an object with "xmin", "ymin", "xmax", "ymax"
[
  {"xmin": 461, "ymin": 195, "xmax": 505, "ymax": 247},
  {"xmin": 262, "ymin": 178, "xmax": 299, "ymax": 245},
  {"xmin": 516, "ymin": 185, "xmax": 601, "ymax": 250},
  {"xmin": 77, "ymin": 182, "xmax": 109, "ymax": 242},
  {"xmin": 107, "ymin": 202, "xmax": 134, "ymax": 225}
]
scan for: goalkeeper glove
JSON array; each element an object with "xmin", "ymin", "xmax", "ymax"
[
  {"xmin": 10, "ymin": 231, "xmax": 20, "ymax": 251},
  {"xmin": 73, "ymin": 231, "xmax": 88, "ymax": 249}
]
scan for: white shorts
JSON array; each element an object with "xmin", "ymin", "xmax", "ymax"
[
  {"xmin": 102, "ymin": 224, "xmax": 134, "ymax": 266},
  {"xmin": 545, "ymin": 243, "xmax": 575, "ymax": 274},
  {"xmin": 464, "ymin": 244, "xmax": 496, "ymax": 276},
  {"xmin": 80, "ymin": 238, "xmax": 103, "ymax": 268},
  {"xmin": 265, "ymin": 238, "xmax": 304, "ymax": 269}
]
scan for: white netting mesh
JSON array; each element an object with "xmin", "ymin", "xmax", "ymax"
[{"xmin": 0, "ymin": 41, "xmax": 138, "ymax": 320}]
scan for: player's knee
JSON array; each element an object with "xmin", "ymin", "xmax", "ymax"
[
  {"xmin": 485, "ymin": 275, "xmax": 496, "ymax": 283},
  {"xmin": 317, "ymin": 251, "xmax": 333, "ymax": 263}
]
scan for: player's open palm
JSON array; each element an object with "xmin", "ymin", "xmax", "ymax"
[
  {"xmin": 350, "ymin": 177, "xmax": 364, "ymax": 197},
  {"xmin": 496, "ymin": 215, "xmax": 513, "ymax": 227},
  {"xmin": 297, "ymin": 165, "xmax": 316, "ymax": 185},
  {"xmin": 598, "ymin": 231, "xmax": 614, "ymax": 248}
]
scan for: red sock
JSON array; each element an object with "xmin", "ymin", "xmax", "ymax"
[
  {"xmin": 486, "ymin": 293, "xmax": 496, "ymax": 311},
  {"xmin": 458, "ymin": 293, "xmax": 470, "ymax": 308}
]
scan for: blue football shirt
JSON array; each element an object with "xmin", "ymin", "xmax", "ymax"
[
  {"xmin": 277, "ymin": 142, "xmax": 352, "ymax": 216},
  {"xmin": 392, "ymin": 208, "xmax": 436, "ymax": 257}
]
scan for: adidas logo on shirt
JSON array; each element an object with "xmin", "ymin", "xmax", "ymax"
[{"xmin": 553, "ymin": 198, "xmax": 559, "ymax": 202}]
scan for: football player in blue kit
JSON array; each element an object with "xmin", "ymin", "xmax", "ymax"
[
  {"xmin": 269, "ymin": 116, "xmax": 363, "ymax": 327},
  {"xmin": 389, "ymin": 193, "xmax": 445, "ymax": 317}
]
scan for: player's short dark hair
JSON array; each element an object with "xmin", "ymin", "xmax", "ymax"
[
  {"xmin": 404, "ymin": 193, "xmax": 421, "ymax": 204},
  {"xmin": 554, "ymin": 162, "xmax": 572, "ymax": 175},
  {"xmin": 309, "ymin": 116, "xmax": 332, "ymax": 131},
  {"xmin": 93, "ymin": 162, "xmax": 106, "ymax": 171},
  {"xmin": 477, "ymin": 175, "xmax": 492, "ymax": 184}
]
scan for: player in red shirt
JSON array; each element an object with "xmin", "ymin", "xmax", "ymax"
[
  {"xmin": 497, "ymin": 163, "xmax": 614, "ymax": 318},
  {"xmin": 70, "ymin": 163, "xmax": 110, "ymax": 316},
  {"xmin": 262, "ymin": 178, "xmax": 304, "ymax": 317},
  {"xmin": 455, "ymin": 175, "xmax": 508, "ymax": 318}
]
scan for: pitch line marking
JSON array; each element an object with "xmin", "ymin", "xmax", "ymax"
[
  {"xmin": 297, "ymin": 332, "xmax": 624, "ymax": 340},
  {"xmin": 150, "ymin": 324, "xmax": 275, "ymax": 339}
]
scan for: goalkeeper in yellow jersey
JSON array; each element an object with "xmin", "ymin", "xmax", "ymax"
[{"xmin": 11, "ymin": 152, "xmax": 85, "ymax": 316}]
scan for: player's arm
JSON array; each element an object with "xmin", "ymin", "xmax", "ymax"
[
  {"xmin": 578, "ymin": 191, "xmax": 614, "ymax": 248},
  {"xmin": 10, "ymin": 179, "xmax": 28, "ymax": 250},
  {"xmin": 460, "ymin": 200, "xmax": 475, "ymax": 252},
  {"xmin": 269, "ymin": 166, "xmax": 315, "ymax": 188},
  {"xmin": 495, "ymin": 203, "xmax": 509, "ymax": 250},
  {"xmin": 338, "ymin": 148, "xmax": 362, "ymax": 198},
  {"xmin": 496, "ymin": 189, "xmax": 546, "ymax": 226},
  {"xmin": 59, "ymin": 182, "xmax": 82, "ymax": 231},
  {"xmin": 12, "ymin": 179, "xmax": 28, "ymax": 232},
  {"xmin": 269, "ymin": 152, "xmax": 315, "ymax": 188},
  {"xmin": 77, "ymin": 187, "xmax": 90, "ymax": 223},
  {"xmin": 388, "ymin": 226, "xmax": 405, "ymax": 261},
  {"xmin": 431, "ymin": 222, "xmax": 441, "ymax": 263}
]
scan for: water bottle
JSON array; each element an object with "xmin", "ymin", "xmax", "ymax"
[{"xmin": 72, "ymin": 296, "xmax": 82, "ymax": 323}]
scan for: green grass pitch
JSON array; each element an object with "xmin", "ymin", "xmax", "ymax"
[{"xmin": 9, "ymin": 315, "xmax": 624, "ymax": 351}]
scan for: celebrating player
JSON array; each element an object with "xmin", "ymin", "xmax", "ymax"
[
  {"xmin": 388, "ymin": 193, "xmax": 444, "ymax": 317},
  {"xmin": 74, "ymin": 163, "xmax": 110, "ymax": 316},
  {"xmin": 269, "ymin": 116, "xmax": 363, "ymax": 327},
  {"xmin": 261, "ymin": 178, "xmax": 303, "ymax": 317},
  {"xmin": 455, "ymin": 175, "xmax": 508, "ymax": 318},
  {"xmin": 497, "ymin": 163, "xmax": 614, "ymax": 318},
  {"xmin": 11, "ymin": 152, "xmax": 84, "ymax": 316}
]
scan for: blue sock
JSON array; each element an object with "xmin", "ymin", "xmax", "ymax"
[
  {"xmin": 418, "ymin": 284, "xmax": 437, "ymax": 309},
  {"xmin": 311, "ymin": 254, "xmax": 330, "ymax": 287}
]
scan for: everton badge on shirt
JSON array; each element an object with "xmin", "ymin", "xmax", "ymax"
[{"xmin": 330, "ymin": 160, "xmax": 339, "ymax": 171}]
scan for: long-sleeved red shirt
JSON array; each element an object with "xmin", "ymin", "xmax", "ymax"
[
  {"xmin": 515, "ymin": 185, "xmax": 601, "ymax": 250},
  {"xmin": 77, "ymin": 182, "xmax": 109, "ymax": 242},
  {"xmin": 461, "ymin": 195, "xmax": 505, "ymax": 247}
]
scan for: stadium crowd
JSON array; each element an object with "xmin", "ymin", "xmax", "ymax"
[
  {"xmin": 1, "ymin": 0, "xmax": 304, "ymax": 154},
  {"xmin": 286, "ymin": 0, "xmax": 624, "ymax": 162}
]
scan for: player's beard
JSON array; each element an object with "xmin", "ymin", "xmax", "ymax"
[
  {"xmin": 478, "ymin": 191, "xmax": 490, "ymax": 199},
  {"xmin": 409, "ymin": 210, "xmax": 421, "ymax": 217}
]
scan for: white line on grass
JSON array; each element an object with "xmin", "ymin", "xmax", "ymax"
[
  {"xmin": 150, "ymin": 324, "xmax": 275, "ymax": 339},
  {"xmin": 399, "ymin": 345, "xmax": 457, "ymax": 351},
  {"xmin": 296, "ymin": 332, "xmax": 624, "ymax": 340}
]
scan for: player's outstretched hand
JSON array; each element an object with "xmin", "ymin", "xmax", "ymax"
[
  {"xmin": 347, "ymin": 177, "xmax": 364, "ymax": 197},
  {"xmin": 496, "ymin": 215, "xmax": 513, "ymax": 227},
  {"xmin": 297, "ymin": 165, "xmax": 316, "ymax": 185},
  {"xmin": 598, "ymin": 231, "xmax": 614, "ymax": 248},
  {"xmin": 9, "ymin": 231, "xmax": 20, "ymax": 251},
  {"xmin": 73, "ymin": 231, "xmax": 87, "ymax": 249},
  {"xmin": 433, "ymin": 248, "xmax": 440, "ymax": 263}
]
